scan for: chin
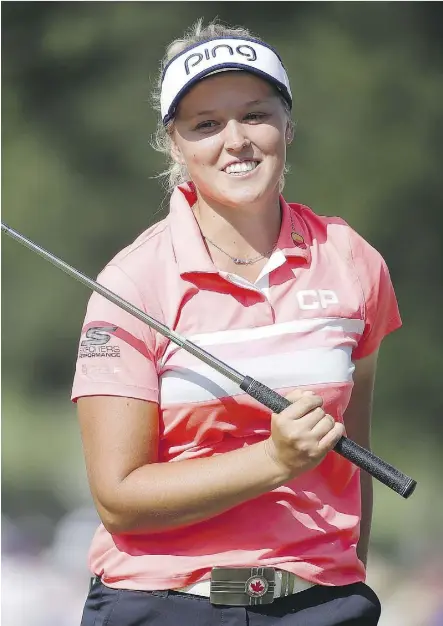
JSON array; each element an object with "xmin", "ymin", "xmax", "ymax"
[
  {"xmin": 223, "ymin": 189, "xmax": 265, "ymax": 207},
  {"xmin": 215, "ymin": 179, "xmax": 277, "ymax": 208}
]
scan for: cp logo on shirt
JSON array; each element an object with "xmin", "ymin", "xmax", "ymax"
[{"xmin": 296, "ymin": 289, "xmax": 339, "ymax": 310}]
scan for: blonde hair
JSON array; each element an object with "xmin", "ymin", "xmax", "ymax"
[{"xmin": 151, "ymin": 18, "xmax": 294, "ymax": 193}]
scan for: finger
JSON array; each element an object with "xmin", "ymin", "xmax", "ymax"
[
  {"xmin": 279, "ymin": 394, "xmax": 323, "ymax": 421},
  {"xmin": 310, "ymin": 414, "xmax": 336, "ymax": 438},
  {"xmin": 297, "ymin": 407, "xmax": 327, "ymax": 428},
  {"xmin": 318, "ymin": 422, "xmax": 345, "ymax": 452},
  {"xmin": 284, "ymin": 389, "xmax": 315, "ymax": 403}
]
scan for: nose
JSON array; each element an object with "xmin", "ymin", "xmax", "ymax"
[{"xmin": 224, "ymin": 119, "xmax": 251, "ymax": 152}]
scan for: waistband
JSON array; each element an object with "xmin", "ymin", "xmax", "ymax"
[{"xmin": 91, "ymin": 566, "xmax": 316, "ymax": 607}]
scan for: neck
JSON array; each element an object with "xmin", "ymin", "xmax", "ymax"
[{"xmin": 193, "ymin": 191, "xmax": 282, "ymax": 260}]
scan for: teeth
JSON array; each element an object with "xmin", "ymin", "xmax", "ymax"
[{"xmin": 225, "ymin": 161, "xmax": 258, "ymax": 175}]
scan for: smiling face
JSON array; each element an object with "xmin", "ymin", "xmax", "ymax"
[{"xmin": 170, "ymin": 72, "xmax": 292, "ymax": 209}]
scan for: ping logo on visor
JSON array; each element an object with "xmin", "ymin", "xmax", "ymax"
[
  {"xmin": 160, "ymin": 37, "xmax": 292, "ymax": 125},
  {"xmin": 184, "ymin": 43, "xmax": 258, "ymax": 75}
]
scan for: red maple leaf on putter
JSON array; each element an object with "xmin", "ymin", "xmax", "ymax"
[{"xmin": 251, "ymin": 580, "xmax": 265, "ymax": 593}]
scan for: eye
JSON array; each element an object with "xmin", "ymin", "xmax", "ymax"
[
  {"xmin": 244, "ymin": 112, "xmax": 269, "ymax": 123},
  {"xmin": 195, "ymin": 120, "xmax": 218, "ymax": 131}
]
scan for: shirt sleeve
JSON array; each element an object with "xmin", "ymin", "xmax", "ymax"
[
  {"xmin": 349, "ymin": 229, "xmax": 402, "ymax": 360},
  {"xmin": 71, "ymin": 263, "xmax": 159, "ymax": 403}
]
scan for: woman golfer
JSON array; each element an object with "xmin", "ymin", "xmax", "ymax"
[{"xmin": 72, "ymin": 19, "xmax": 401, "ymax": 626}]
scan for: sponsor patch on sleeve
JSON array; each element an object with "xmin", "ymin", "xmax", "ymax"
[{"xmin": 78, "ymin": 325, "xmax": 121, "ymax": 358}]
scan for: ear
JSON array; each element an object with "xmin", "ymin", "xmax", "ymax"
[
  {"xmin": 170, "ymin": 138, "xmax": 186, "ymax": 165},
  {"xmin": 285, "ymin": 121, "xmax": 295, "ymax": 145}
]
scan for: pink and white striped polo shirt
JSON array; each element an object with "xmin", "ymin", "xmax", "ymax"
[{"xmin": 71, "ymin": 183, "xmax": 401, "ymax": 591}]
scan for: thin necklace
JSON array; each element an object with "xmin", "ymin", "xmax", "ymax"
[
  {"xmin": 204, "ymin": 235, "xmax": 277, "ymax": 265},
  {"xmin": 203, "ymin": 209, "xmax": 297, "ymax": 266}
]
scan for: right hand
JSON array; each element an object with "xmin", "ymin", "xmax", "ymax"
[{"xmin": 263, "ymin": 389, "xmax": 345, "ymax": 479}]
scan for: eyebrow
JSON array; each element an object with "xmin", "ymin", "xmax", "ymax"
[{"xmin": 193, "ymin": 99, "xmax": 271, "ymax": 117}]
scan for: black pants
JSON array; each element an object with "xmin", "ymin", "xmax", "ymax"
[{"xmin": 81, "ymin": 579, "xmax": 381, "ymax": 625}]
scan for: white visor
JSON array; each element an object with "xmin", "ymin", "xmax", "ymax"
[{"xmin": 160, "ymin": 37, "xmax": 292, "ymax": 125}]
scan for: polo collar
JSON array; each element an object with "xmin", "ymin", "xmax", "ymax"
[
  {"xmin": 168, "ymin": 183, "xmax": 218, "ymax": 276},
  {"xmin": 277, "ymin": 195, "xmax": 311, "ymax": 263},
  {"xmin": 168, "ymin": 183, "xmax": 311, "ymax": 276}
]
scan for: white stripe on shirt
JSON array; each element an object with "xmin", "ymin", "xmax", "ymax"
[{"xmin": 160, "ymin": 346, "xmax": 355, "ymax": 405}]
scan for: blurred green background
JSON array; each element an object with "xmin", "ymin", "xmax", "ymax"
[{"xmin": 2, "ymin": 3, "xmax": 443, "ymax": 625}]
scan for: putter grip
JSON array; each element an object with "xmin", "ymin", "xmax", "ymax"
[{"xmin": 240, "ymin": 376, "xmax": 417, "ymax": 499}]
